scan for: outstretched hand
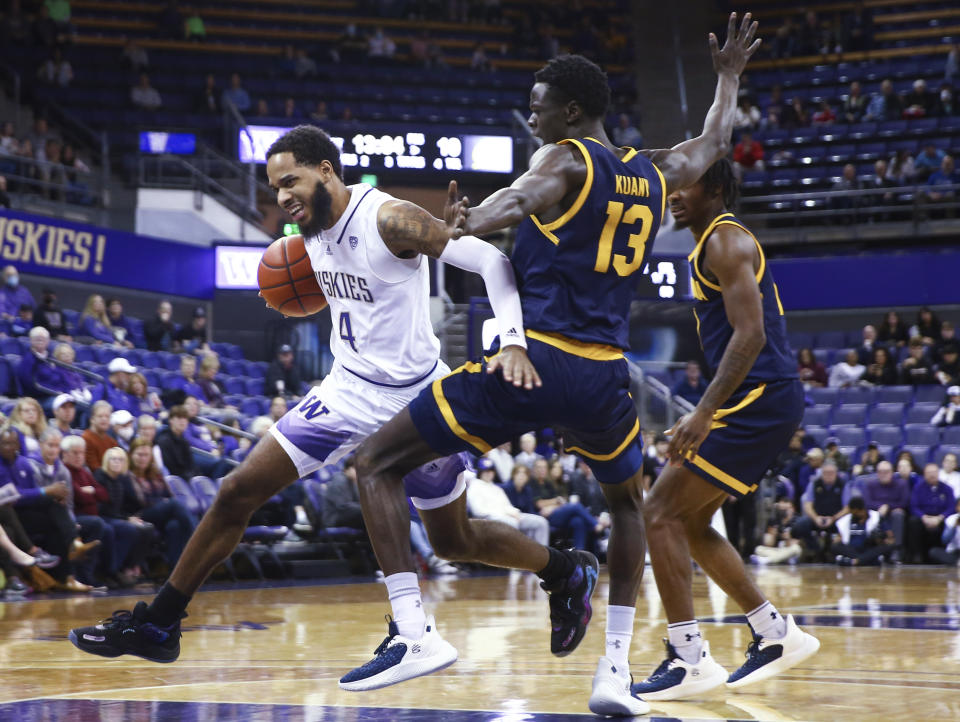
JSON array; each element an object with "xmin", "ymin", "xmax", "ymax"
[
  {"xmin": 710, "ymin": 11, "xmax": 760, "ymax": 77},
  {"xmin": 443, "ymin": 180, "xmax": 470, "ymax": 240},
  {"xmin": 487, "ymin": 345, "xmax": 542, "ymax": 391}
]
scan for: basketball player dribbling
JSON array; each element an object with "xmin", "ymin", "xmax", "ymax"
[
  {"xmin": 350, "ymin": 13, "xmax": 760, "ymax": 716},
  {"xmin": 69, "ymin": 125, "xmax": 598, "ymax": 690}
]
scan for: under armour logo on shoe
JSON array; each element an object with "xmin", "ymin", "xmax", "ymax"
[
  {"xmin": 608, "ymin": 640, "xmax": 621, "ymax": 649},
  {"xmin": 771, "ymin": 612, "xmax": 778, "ymax": 620},
  {"xmin": 685, "ymin": 632, "xmax": 701, "ymax": 642},
  {"xmin": 415, "ymin": 601, "xmax": 422, "ymax": 608}
]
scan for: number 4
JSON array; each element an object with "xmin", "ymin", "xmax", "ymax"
[
  {"xmin": 594, "ymin": 201, "xmax": 653, "ymax": 276},
  {"xmin": 339, "ymin": 312, "xmax": 358, "ymax": 352}
]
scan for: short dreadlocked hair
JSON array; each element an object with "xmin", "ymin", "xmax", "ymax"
[
  {"xmin": 700, "ymin": 158, "xmax": 740, "ymax": 211},
  {"xmin": 534, "ymin": 55, "xmax": 610, "ymax": 119},
  {"xmin": 266, "ymin": 124, "xmax": 342, "ymax": 179}
]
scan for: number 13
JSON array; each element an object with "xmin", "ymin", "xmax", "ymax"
[{"xmin": 594, "ymin": 201, "xmax": 653, "ymax": 276}]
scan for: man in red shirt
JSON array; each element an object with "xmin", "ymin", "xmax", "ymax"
[{"xmin": 733, "ymin": 130, "xmax": 765, "ymax": 178}]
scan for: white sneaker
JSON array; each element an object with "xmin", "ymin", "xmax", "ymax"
[
  {"xmin": 339, "ymin": 615, "xmax": 458, "ymax": 691},
  {"xmin": 631, "ymin": 639, "xmax": 728, "ymax": 701},
  {"xmin": 427, "ymin": 556, "xmax": 459, "ymax": 575},
  {"xmin": 588, "ymin": 656, "xmax": 650, "ymax": 717},
  {"xmin": 726, "ymin": 614, "xmax": 820, "ymax": 690}
]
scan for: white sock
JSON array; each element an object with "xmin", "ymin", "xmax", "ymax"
[
  {"xmin": 384, "ymin": 572, "xmax": 426, "ymax": 640},
  {"xmin": 605, "ymin": 605, "xmax": 634, "ymax": 667},
  {"xmin": 746, "ymin": 600, "xmax": 787, "ymax": 639},
  {"xmin": 667, "ymin": 620, "xmax": 703, "ymax": 665}
]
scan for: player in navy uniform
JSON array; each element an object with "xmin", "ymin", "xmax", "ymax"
[
  {"xmin": 632, "ymin": 159, "xmax": 820, "ymax": 702},
  {"xmin": 349, "ymin": 14, "xmax": 761, "ymax": 715}
]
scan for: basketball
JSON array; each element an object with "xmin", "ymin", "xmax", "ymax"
[{"xmin": 257, "ymin": 234, "xmax": 328, "ymax": 317}]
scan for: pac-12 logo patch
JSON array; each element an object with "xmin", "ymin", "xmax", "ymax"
[{"xmin": 349, "ymin": 235, "xmax": 359, "ymax": 250}]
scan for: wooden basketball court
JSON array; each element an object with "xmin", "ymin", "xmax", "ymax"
[{"xmin": 2, "ymin": 565, "xmax": 959, "ymax": 720}]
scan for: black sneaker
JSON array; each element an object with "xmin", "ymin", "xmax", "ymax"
[
  {"xmin": 540, "ymin": 549, "xmax": 599, "ymax": 656},
  {"xmin": 69, "ymin": 601, "xmax": 183, "ymax": 663}
]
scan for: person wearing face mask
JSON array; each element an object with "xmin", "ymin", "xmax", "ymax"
[
  {"xmin": 144, "ymin": 300, "xmax": 176, "ymax": 352},
  {"xmin": 939, "ymin": 83, "xmax": 956, "ymax": 117},
  {"xmin": 108, "ymin": 410, "xmax": 137, "ymax": 453},
  {"xmin": 0, "ymin": 265, "xmax": 35, "ymax": 320}
]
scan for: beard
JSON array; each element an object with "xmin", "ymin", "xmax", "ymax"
[{"xmin": 299, "ymin": 180, "xmax": 334, "ymax": 238}]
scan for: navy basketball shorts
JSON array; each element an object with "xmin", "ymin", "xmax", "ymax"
[
  {"xmin": 408, "ymin": 330, "xmax": 645, "ymax": 484},
  {"xmin": 682, "ymin": 378, "xmax": 804, "ymax": 498}
]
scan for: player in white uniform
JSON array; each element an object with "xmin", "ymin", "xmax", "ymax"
[{"xmin": 69, "ymin": 125, "xmax": 595, "ymax": 691}]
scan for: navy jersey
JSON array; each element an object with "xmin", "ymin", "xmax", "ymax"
[
  {"xmin": 511, "ymin": 137, "xmax": 666, "ymax": 350},
  {"xmin": 688, "ymin": 212, "xmax": 796, "ymax": 384}
]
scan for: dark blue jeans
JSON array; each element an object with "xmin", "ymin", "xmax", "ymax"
[
  {"xmin": 76, "ymin": 515, "xmax": 114, "ymax": 580},
  {"xmin": 140, "ymin": 499, "xmax": 197, "ymax": 566},
  {"xmin": 545, "ymin": 503, "xmax": 598, "ymax": 551}
]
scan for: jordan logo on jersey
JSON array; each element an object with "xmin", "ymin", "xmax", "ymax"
[{"xmin": 317, "ymin": 270, "xmax": 374, "ymax": 303}]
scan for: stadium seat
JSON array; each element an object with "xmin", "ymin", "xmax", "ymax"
[
  {"xmin": 165, "ymin": 475, "xmax": 203, "ymax": 517},
  {"xmin": 0, "ymin": 338, "xmax": 21, "ymax": 356},
  {"xmin": 94, "ymin": 347, "xmax": 118, "ymax": 364},
  {"xmin": 240, "ymin": 398, "xmax": 263, "ymax": 417},
  {"xmin": 904, "ymin": 425, "xmax": 941, "ymax": 446},
  {"xmin": 867, "ymin": 425, "xmax": 903, "ymax": 447},
  {"xmin": 914, "ymin": 386, "xmax": 948, "ymax": 404},
  {"xmin": 869, "ymin": 403, "xmax": 905, "ymax": 426},
  {"xmin": 941, "ymin": 427, "xmax": 960, "ymax": 446},
  {"xmin": 0, "ymin": 358, "xmax": 12, "ymax": 396},
  {"xmin": 933, "ymin": 446, "xmax": 960, "ymax": 466},
  {"xmin": 839, "ymin": 386, "xmax": 875, "ymax": 405},
  {"xmin": 905, "ymin": 403, "xmax": 941, "ymax": 425},
  {"xmin": 874, "ymin": 386, "xmax": 914, "ymax": 405},
  {"xmin": 816, "ymin": 331, "xmax": 847, "ymax": 349},
  {"xmin": 244, "ymin": 378, "xmax": 265, "ymax": 396},
  {"xmin": 900, "ymin": 445, "xmax": 933, "ymax": 465},
  {"xmin": 140, "ymin": 351, "xmax": 161, "ymax": 369},
  {"xmin": 803, "ymin": 425, "xmax": 827, "ymax": 445},
  {"xmin": 223, "ymin": 359, "xmax": 246, "ymax": 376},
  {"xmin": 831, "ymin": 404, "xmax": 869, "ymax": 427},
  {"xmin": 834, "ymin": 427, "xmax": 866, "ymax": 448},
  {"xmin": 808, "ymin": 387, "xmax": 840, "ymax": 406},
  {"xmin": 223, "ymin": 376, "xmax": 247, "ymax": 395},
  {"xmin": 803, "ymin": 405, "xmax": 832, "ymax": 427},
  {"xmin": 159, "ymin": 352, "xmax": 182, "ymax": 371},
  {"xmin": 812, "ymin": 348, "xmax": 832, "ymax": 365}
]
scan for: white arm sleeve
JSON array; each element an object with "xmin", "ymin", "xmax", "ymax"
[{"xmin": 438, "ymin": 235, "xmax": 526, "ymax": 349}]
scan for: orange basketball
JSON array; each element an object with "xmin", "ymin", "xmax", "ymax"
[{"xmin": 257, "ymin": 235, "xmax": 328, "ymax": 317}]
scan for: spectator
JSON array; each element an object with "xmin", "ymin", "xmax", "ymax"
[
  {"xmin": 933, "ymin": 498, "xmax": 960, "ymax": 565},
  {"xmin": 467, "ymin": 457, "xmax": 550, "ymax": 545},
  {"xmin": 134, "ymin": 414, "xmax": 166, "ymax": 475},
  {"xmin": 166, "ymin": 355, "xmax": 204, "ymax": 402},
  {"xmin": 485, "ymin": 442, "xmax": 514, "ymax": 484},
  {"xmin": 156, "ymin": 405, "xmax": 194, "ymax": 478},
  {"xmin": 823, "ymin": 437, "xmax": 851, "ymax": 473},
  {"xmin": 10, "ymin": 397, "xmax": 47, "ymax": 457},
  {"xmin": 37, "ymin": 47, "xmax": 72, "ymax": 87},
  {"xmin": 108, "ymin": 409, "xmax": 136, "ymax": 453},
  {"xmin": 833, "ymin": 497, "xmax": 893, "ymax": 566},
  {"xmin": 762, "ymin": 84, "xmax": 786, "ymax": 128},
  {"xmin": 57, "ymin": 142, "xmax": 91, "ymax": 202},
  {"xmin": 174, "ymin": 306, "xmax": 208, "ymax": 351},
  {"xmin": 130, "ymin": 73, "xmax": 162, "ymax": 111},
  {"xmin": 293, "ymin": 48, "xmax": 317, "ymax": 79},
  {"xmin": 811, "ymin": 100, "xmax": 836, "ymax": 126},
  {"xmin": 93, "ymin": 446, "xmax": 154, "ymax": 578},
  {"xmin": 795, "ymin": 9, "xmax": 824, "ymax": 56},
  {"xmin": 914, "ymin": 144, "xmax": 946, "ymax": 182},
  {"xmin": 902, "ymin": 78, "xmax": 937, "ymax": 118},
  {"xmin": 0, "ymin": 265, "xmax": 35, "ymax": 319},
  {"xmin": 122, "ymin": 39, "xmax": 149, "ymax": 72},
  {"xmin": 469, "ymin": 42, "xmax": 492, "ymax": 72},
  {"xmin": 51, "ymin": 342, "xmax": 85, "ymax": 389},
  {"xmin": 907, "ymin": 463, "xmax": 955, "ymax": 563},
  {"xmin": 843, "ymin": 1, "xmax": 873, "ymax": 52},
  {"xmin": 17, "ymin": 328, "xmax": 79, "ymax": 401},
  {"xmin": 143, "ymin": 300, "xmax": 175, "ymax": 351},
  {"xmin": 32, "ymin": 289, "xmax": 67, "ymax": 340},
  {"xmin": 911, "ymin": 307, "xmax": 942, "ymax": 345},
  {"xmin": 895, "ymin": 449, "xmax": 922, "ymax": 475},
  {"xmin": 828, "ymin": 349, "xmax": 865, "ymax": 388},
  {"xmin": 127, "ymin": 438, "xmax": 196, "ymax": 566},
  {"xmin": 886, "ymin": 149, "xmax": 916, "ymax": 185},
  {"xmin": 797, "ymin": 348, "xmax": 827, "ymax": 388},
  {"xmin": 334, "ymin": 24, "xmax": 367, "ymax": 64},
  {"xmin": 865, "ymin": 159, "xmax": 897, "ymax": 219},
  {"xmin": 196, "ymin": 355, "xmax": 225, "ymax": 408},
  {"xmin": 935, "ymin": 343, "xmax": 960, "ymax": 386},
  {"xmin": 567, "ymin": 459, "xmax": 609, "ymax": 519},
  {"xmin": 642, "ymin": 434, "xmax": 670, "ymax": 491},
  {"xmin": 792, "ymin": 459, "xmax": 847, "ymax": 560},
  {"xmin": 409, "ymin": 31, "xmax": 430, "ymax": 66},
  {"xmin": 268, "ymin": 396, "xmax": 288, "ymax": 423},
  {"xmin": 280, "ymin": 97, "xmax": 301, "ymax": 121},
  {"xmin": 923, "ymin": 154, "xmax": 960, "ymax": 203},
  {"xmin": 671, "ymin": 360, "xmax": 708, "ymax": 404},
  {"xmin": 0, "ymin": 175, "xmax": 8, "ymax": 209},
  {"xmin": 82, "ymin": 401, "xmax": 117, "ymax": 471},
  {"xmin": 322, "ymin": 456, "xmax": 363, "ymax": 529},
  {"xmin": 265, "ymin": 344, "xmax": 303, "ymax": 398},
  {"xmin": 92, "ymin": 358, "xmax": 138, "ymax": 416},
  {"xmin": 183, "ymin": 9, "xmax": 205, "ymax": 41},
  {"xmin": 221, "ymin": 73, "xmax": 251, "ymax": 113},
  {"xmin": 931, "ymin": 386, "xmax": 960, "ymax": 427},
  {"xmin": 51, "ymin": 394, "xmax": 79, "ymax": 436},
  {"xmin": 105, "ymin": 298, "xmax": 135, "ymax": 347},
  {"xmin": 948, "ymin": 44, "xmax": 959, "ymax": 83},
  {"xmin": 40, "ymin": 138, "xmax": 67, "ymax": 201},
  {"xmin": 77, "ymin": 294, "xmax": 113, "ymax": 344},
  {"xmin": 611, "ymin": 114, "xmax": 642, "ymax": 148},
  {"xmin": 863, "ymin": 347, "xmax": 897, "ymax": 386},
  {"xmin": 942, "ymin": 83, "xmax": 957, "ymax": 117},
  {"xmin": 733, "ymin": 97, "xmax": 760, "ymax": 131},
  {"xmin": 0, "ymin": 121, "xmax": 18, "ymax": 156},
  {"xmin": 830, "ymin": 163, "xmax": 861, "ymax": 220},
  {"xmin": 732, "ymin": 130, "xmax": 765, "ymax": 177},
  {"xmin": 856, "ymin": 324, "xmax": 878, "ymax": 366},
  {"xmin": 899, "ymin": 337, "xmax": 937, "ymax": 385},
  {"xmin": 940, "ymin": 453, "xmax": 960, "ymax": 499},
  {"xmin": 195, "ymin": 74, "xmax": 219, "ymax": 114},
  {"xmin": 514, "ymin": 432, "xmax": 541, "ymax": 469},
  {"xmin": 253, "ymin": 99, "xmax": 270, "ymax": 118},
  {"xmin": 841, "ymin": 81, "xmax": 867, "ymax": 124},
  {"xmin": 502, "ymin": 463, "xmax": 535, "ymax": 514},
  {"xmin": 751, "ymin": 494, "xmax": 802, "ymax": 565},
  {"xmin": 862, "ymin": 460, "xmax": 909, "ymax": 555},
  {"xmin": 786, "ymin": 97, "xmax": 809, "ymax": 128},
  {"xmin": 864, "ymin": 79, "xmax": 901, "ymax": 122},
  {"xmin": 853, "ymin": 441, "xmax": 884, "ymax": 477},
  {"xmin": 367, "ymin": 26, "xmax": 396, "ymax": 62},
  {"xmin": 797, "ymin": 447, "xmax": 826, "ymax": 498},
  {"xmin": 27, "ymin": 118, "xmax": 53, "ymax": 162},
  {"xmin": 934, "ymin": 323, "xmax": 957, "ymax": 364},
  {"xmin": 308, "ymin": 100, "xmax": 328, "ymax": 123},
  {"xmin": 528, "ymin": 457, "xmax": 602, "ymax": 551},
  {"xmin": 7, "ymin": 427, "xmax": 90, "ymax": 591},
  {"xmin": 877, "ymin": 310, "xmax": 909, "ymax": 347}
]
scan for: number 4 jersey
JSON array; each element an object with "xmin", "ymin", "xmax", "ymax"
[
  {"xmin": 511, "ymin": 137, "xmax": 666, "ymax": 350},
  {"xmin": 304, "ymin": 182, "xmax": 442, "ymax": 385}
]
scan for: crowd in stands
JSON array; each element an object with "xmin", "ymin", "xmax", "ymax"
[{"xmin": 0, "ymin": 115, "xmax": 93, "ymax": 205}]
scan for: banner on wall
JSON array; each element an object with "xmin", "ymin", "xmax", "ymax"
[{"xmin": 0, "ymin": 209, "xmax": 216, "ymax": 299}]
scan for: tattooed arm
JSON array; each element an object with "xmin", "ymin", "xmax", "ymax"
[{"xmin": 667, "ymin": 224, "xmax": 766, "ymax": 465}]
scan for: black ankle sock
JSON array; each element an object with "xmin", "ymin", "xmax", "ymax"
[
  {"xmin": 146, "ymin": 582, "xmax": 192, "ymax": 627},
  {"xmin": 537, "ymin": 547, "xmax": 576, "ymax": 584}
]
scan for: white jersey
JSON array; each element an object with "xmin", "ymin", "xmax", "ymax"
[{"xmin": 305, "ymin": 183, "xmax": 441, "ymax": 385}]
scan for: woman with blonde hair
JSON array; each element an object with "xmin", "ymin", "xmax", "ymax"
[
  {"xmin": 128, "ymin": 372, "xmax": 163, "ymax": 417},
  {"xmin": 197, "ymin": 353, "xmax": 225, "ymax": 408},
  {"xmin": 94, "ymin": 446, "xmax": 153, "ymax": 581},
  {"xmin": 10, "ymin": 397, "xmax": 48, "ymax": 456},
  {"xmin": 78, "ymin": 294, "xmax": 114, "ymax": 344}
]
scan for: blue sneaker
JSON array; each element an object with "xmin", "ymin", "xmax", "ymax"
[
  {"xmin": 726, "ymin": 615, "xmax": 820, "ymax": 690},
  {"xmin": 632, "ymin": 639, "xmax": 728, "ymax": 700},
  {"xmin": 541, "ymin": 549, "xmax": 599, "ymax": 657},
  {"xmin": 68, "ymin": 601, "xmax": 182, "ymax": 663},
  {"xmin": 339, "ymin": 615, "xmax": 457, "ymax": 691}
]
